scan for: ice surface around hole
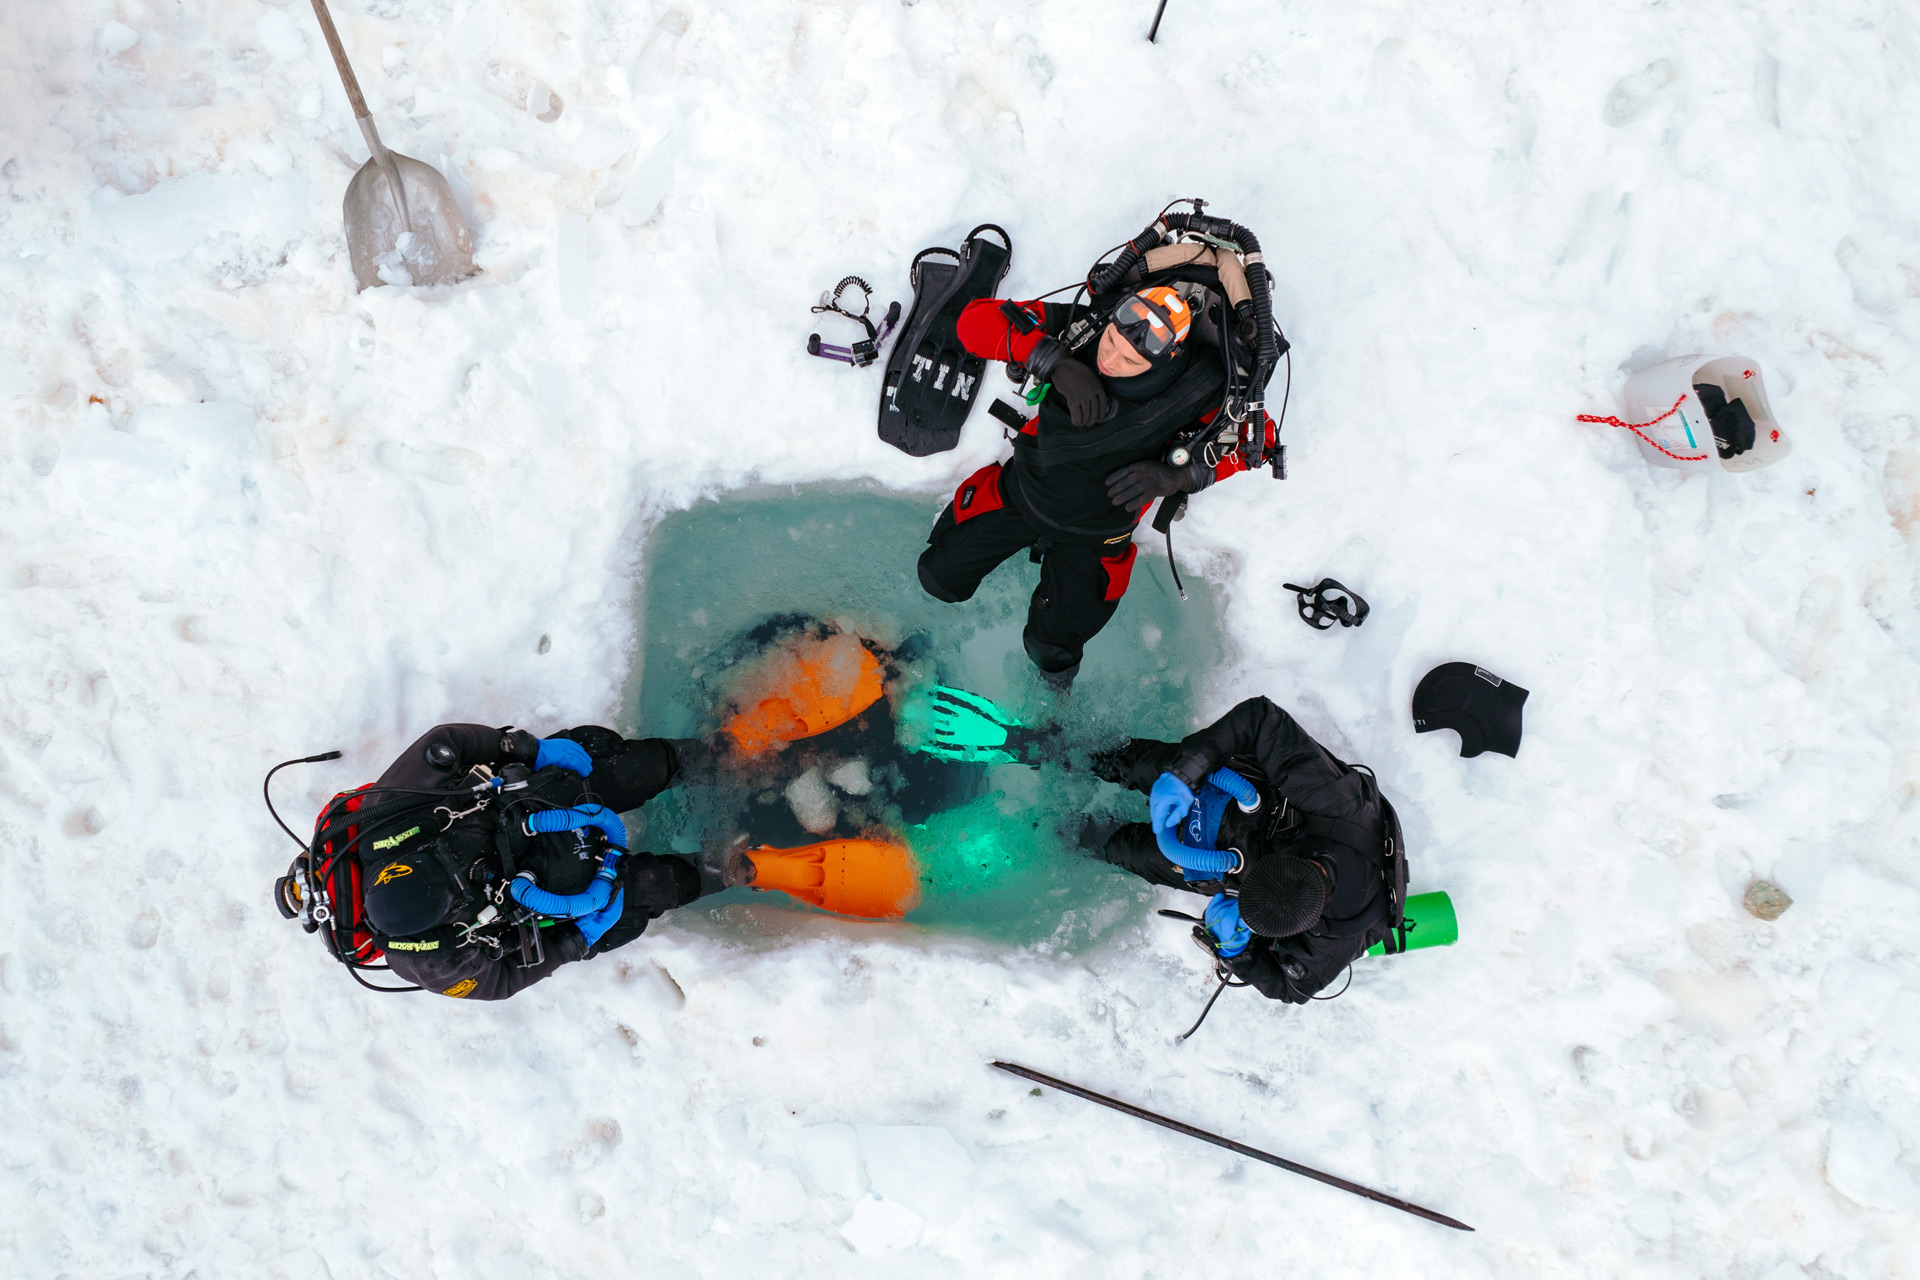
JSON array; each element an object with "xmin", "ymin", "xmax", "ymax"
[
  {"xmin": 854, "ymin": 1124, "xmax": 974, "ymax": 1224},
  {"xmin": 1824, "ymin": 1113, "xmax": 1920, "ymax": 1211},
  {"xmin": 838, "ymin": 1194, "xmax": 924, "ymax": 1255}
]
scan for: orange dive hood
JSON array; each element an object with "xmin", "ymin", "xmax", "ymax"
[
  {"xmin": 721, "ymin": 630, "xmax": 885, "ymax": 757},
  {"xmin": 742, "ymin": 838, "xmax": 921, "ymax": 919}
]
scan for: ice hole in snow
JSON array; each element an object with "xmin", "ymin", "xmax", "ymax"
[{"xmin": 626, "ymin": 486, "xmax": 1231, "ymax": 943}]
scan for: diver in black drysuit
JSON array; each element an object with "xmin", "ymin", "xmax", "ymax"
[
  {"xmin": 917, "ymin": 288, "xmax": 1275, "ymax": 683},
  {"xmin": 1090, "ymin": 697, "xmax": 1394, "ymax": 1003},
  {"xmin": 355, "ymin": 723, "xmax": 714, "ymax": 1000}
]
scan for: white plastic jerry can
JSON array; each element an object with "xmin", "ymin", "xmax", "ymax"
[{"xmin": 1614, "ymin": 355, "xmax": 1792, "ymax": 473}]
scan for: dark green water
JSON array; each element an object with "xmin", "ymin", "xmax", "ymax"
[{"xmin": 623, "ymin": 485, "xmax": 1230, "ymax": 947}]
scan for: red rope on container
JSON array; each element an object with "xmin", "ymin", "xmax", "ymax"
[{"xmin": 1577, "ymin": 394, "xmax": 1709, "ymax": 462}]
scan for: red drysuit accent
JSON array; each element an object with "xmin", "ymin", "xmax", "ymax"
[
  {"xmin": 953, "ymin": 463, "xmax": 1007, "ymax": 524},
  {"xmin": 957, "ymin": 299, "xmax": 1050, "ymax": 365},
  {"xmin": 1101, "ymin": 543, "xmax": 1140, "ymax": 602}
]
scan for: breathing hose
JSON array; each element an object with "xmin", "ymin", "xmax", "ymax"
[
  {"xmin": 1088, "ymin": 205, "xmax": 1290, "ymax": 473},
  {"xmin": 1155, "ymin": 828, "xmax": 1241, "ymax": 876},
  {"xmin": 1161, "ymin": 212, "xmax": 1286, "ymax": 469},
  {"xmin": 1205, "ymin": 766, "xmax": 1260, "ymax": 809},
  {"xmin": 1163, "ymin": 213, "xmax": 1282, "ymax": 381},
  {"xmin": 1087, "ymin": 218, "xmax": 1169, "ymax": 296},
  {"xmin": 523, "ymin": 803, "xmax": 627, "ymax": 850},
  {"xmin": 509, "ymin": 857, "xmax": 620, "ymax": 919},
  {"xmin": 510, "ymin": 803, "xmax": 629, "ymax": 919},
  {"xmin": 1152, "ymin": 767, "xmax": 1262, "ymax": 875}
]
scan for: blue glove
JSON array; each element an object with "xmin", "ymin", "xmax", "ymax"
[
  {"xmin": 534, "ymin": 736, "xmax": 594, "ymax": 777},
  {"xmin": 1204, "ymin": 893, "xmax": 1252, "ymax": 958},
  {"xmin": 1149, "ymin": 772, "xmax": 1196, "ymax": 832},
  {"xmin": 575, "ymin": 888, "xmax": 625, "ymax": 950}
]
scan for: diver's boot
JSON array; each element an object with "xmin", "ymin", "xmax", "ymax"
[
  {"xmin": 700, "ymin": 833, "xmax": 757, "ymax": 894},
  {"xmin": 1084, "ymin": 739, "xmax": 1139, "ymax": 784},
  {"xmin": 691, "ymin": 835, "xmax": 757, "ymax": 896},
  {"xmin": 722, "ymin": 848, "xmax": 758, "ymax": 888},
  {"xmin": 1075, "ymin": 818, "xmax": 1122, "ymax": 855},
  {"xmin": 1029, "ymin": 665, "xmax": 1076, "ymax": 731}
]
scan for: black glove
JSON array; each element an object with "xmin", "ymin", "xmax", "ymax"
[
  {"xmin": 1047, "ymin": 359, "xmax": 1109, "ymax": 428},
  {"xmin": 1104, "ymin": 459, "xmax": 1207, "ymax": 512},
  {"xmin": 1027, "ymin": 337, "xmax": 1108, "ymax": 428},
  {"xmin": 498, "ymin": 728, "xmax": 540, "ymax": 765}
]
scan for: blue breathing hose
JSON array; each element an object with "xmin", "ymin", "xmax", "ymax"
[
  {"xmin": 510, "ymin": 858, "xmax": 620, "ymax": 919},
  {"xmin": 1206, "ymin": 767, "xmax": 1260, "ymax": 808},
  {"xmin": 1155, "ymin": 828, "xmax": 1240, "ymax": 875},
  {"xmin": 511, "ymin": 805, "xmax": 628, "ymax": 918},
  {"xmin": 524, "ymin": 804, "xmax": 627, "ymax": 850},
  {"xmin": 1153, "ymin": 768, "xmax": 1261, "ymax": 875}
]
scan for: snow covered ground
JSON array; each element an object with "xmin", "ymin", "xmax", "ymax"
[{"xmin": 4, "ymin": 0, "xmax": 1919, "ymax": 1274}]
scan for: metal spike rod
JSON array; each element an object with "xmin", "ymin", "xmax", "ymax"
[{"xmin": 992, "ymin": 1061, "xmax": 1475, "ymax": 1232}]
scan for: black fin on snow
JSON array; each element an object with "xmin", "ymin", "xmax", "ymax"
[{"xmin": 878, "ymin": 224, "xmax": 1012, "ymax": 457}]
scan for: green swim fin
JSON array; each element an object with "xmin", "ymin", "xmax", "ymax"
[{"xmin": 920, "ymin": 685, "xmax": 1026, "ymax": 764}]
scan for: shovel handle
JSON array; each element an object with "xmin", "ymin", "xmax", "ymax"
[{"xmin": 309, "ymin": 0, "xmax": 371, "ymax": 120}]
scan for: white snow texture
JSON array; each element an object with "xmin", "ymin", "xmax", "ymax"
[{"xmin": 3, "ymin": 1, "xmax": 1919, "ymax": 1277}]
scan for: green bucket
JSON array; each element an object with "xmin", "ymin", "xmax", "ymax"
[{"xmin": 1364, "ymin": 891, "xmax": 1457, "ymax": 957}]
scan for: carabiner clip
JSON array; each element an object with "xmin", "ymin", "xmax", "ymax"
[{"xmin": 435, "ymin": 795, "xmax": 490, "ymax": 826}]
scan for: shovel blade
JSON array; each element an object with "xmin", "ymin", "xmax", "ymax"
[{"xmin": 343, "ymin": 151, "xmax": 475, "ymax": 290}]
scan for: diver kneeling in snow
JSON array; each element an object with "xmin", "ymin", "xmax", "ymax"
[
  {"xmin": 917, "ymin": 205, "xmax": 1287, "ymax": 686},
  {"xmin": 1087, "ymin": 696, "xmax": 1406, "ymax": 1005},
  {"xmin": 273, "ymin": 723, "xmax": 724, "ymax": 1000}
]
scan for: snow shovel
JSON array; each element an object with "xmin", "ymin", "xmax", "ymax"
[{"xmin": 308, "ymin": 0, "xmax": 474, "ymax": 289}]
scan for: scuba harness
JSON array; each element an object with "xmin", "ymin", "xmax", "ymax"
[
  {"xmin": 1002, "ymin": 199, "xmax": 1294, "ymax": 596},
  {"xmin": 266, "ymin": 751, "xmax": 625, "ymax": 993}
]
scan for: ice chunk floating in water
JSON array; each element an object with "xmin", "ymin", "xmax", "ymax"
[{"xmin": 625, "ymin": 486, "xmax": 1231, "ymax": 945}]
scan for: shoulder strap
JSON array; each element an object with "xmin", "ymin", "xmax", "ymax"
[
  {"xmin": 1377, "ymin": 796, "xmax": 1408, "ymax": 939},
  {"xmin": 1294, "ymin": 777, "xmax": 1409, "ymax": 941},
  {"xmin": 1296, "ymin": 812, "xmax": 1377, "ymax": 858}
]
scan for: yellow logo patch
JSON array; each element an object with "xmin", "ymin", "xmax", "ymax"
[
  {"xmin": 371, "ymin": 862, "xmax": 415, "ymax": 887},
  {"xmin": 443, "ymin": 979, "xmax": 478, "ymax": 999},
  {"xmin": 372, "ymin": 826, "xmax": 421, "ymax": 853}
]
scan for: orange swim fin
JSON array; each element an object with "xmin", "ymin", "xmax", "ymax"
[
  {"xmin": 722, "ymin": 632, "xmax": 885, "ymax": 757},
  {"xmin": 740, "ymin": 837, "xmax": 921, "ymax": 919}
]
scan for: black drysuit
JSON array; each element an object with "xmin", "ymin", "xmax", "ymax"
[
  {"xmin": 917, "ymin": 298, "xmax": 1228, "ymax": 677},
  {"xmin": 1091, "ymin": 697, "xmax": 1392, "ymax": 1003},
  {"xmin": 361, "ymin": 723, "xmax": 706, "ymax": 1000}
]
